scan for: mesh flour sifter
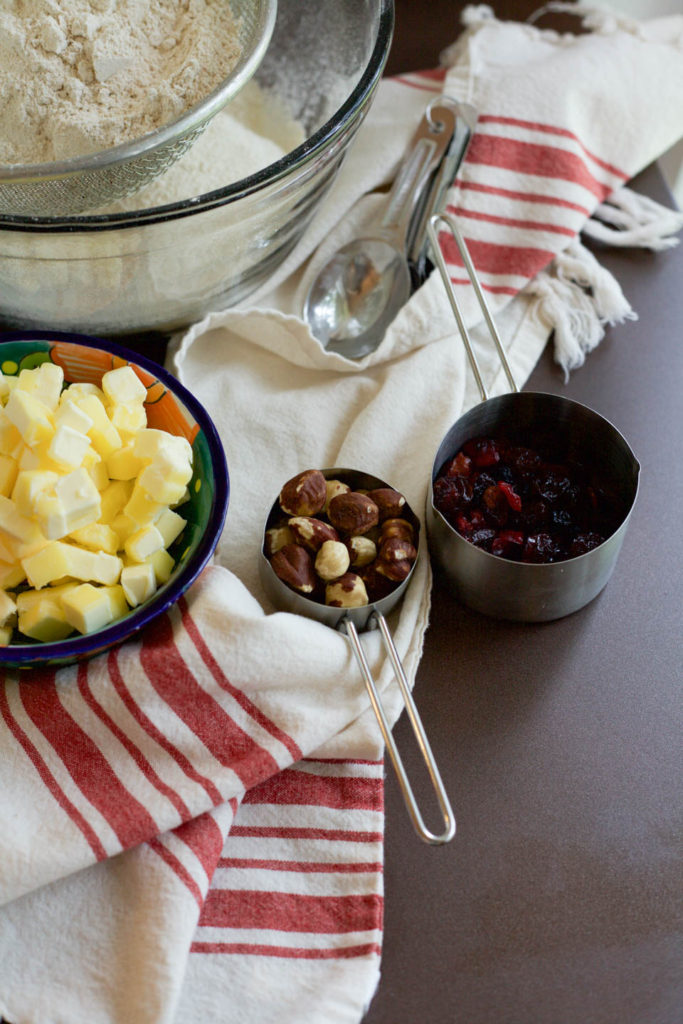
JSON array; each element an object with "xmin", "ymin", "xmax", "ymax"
[{"xmin": 0, "ymin": 0, "xmax": 277, "ymax": 217}]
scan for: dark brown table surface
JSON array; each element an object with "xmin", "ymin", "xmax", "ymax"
[{"xmin": 364, "ymin": 5, "xmax": 683, "ymax": 1023}]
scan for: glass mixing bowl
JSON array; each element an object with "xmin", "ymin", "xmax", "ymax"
[{"xmin": 0, "ymin": 0, "xmax": 394, "ymax": 338}]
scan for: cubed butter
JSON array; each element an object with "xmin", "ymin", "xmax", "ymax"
[
  {"xmin": 0, "ymin": 454, "xmax": 18, "ymax": 498},
  {"xmin": 0, "ymin": 589, "xmax": 17, "ymax": 628},
  {"xmin": 47, "ymin": 424, "xmax": 92, "ymax": 469},
  {"xmin": 4, "ymin": 389, "xmax": 54, "ymax": 448},
  {"xmin": 55, "ymin": 398, "xmax": 93, "ymax": 435},
  {"xmin": 124, "ymin": 523, "xmax": 164, "ymax": 563},
  {"xmin": 106, "ymin": 443, "xmax": 145, "ymax": 481},
  {"xmin": 101, "ymin": 366, "xmax": 147, "ymax": 405},
  {"xmin": 0, "ymin": 495, "xmax": 48, "ymax": 559},
  {"xmin": 155, "ymin": 507, "xmax": 185, "ymax": 548},
  {"xmin": 108, "ymin": 402, "xmax": 147, "ymax": 439},
  {"xmin": 147, "ymin": 547, "xmax": 175, "ymax": 585},
  {"xmin": 12, "ymin": 470, "xmax": 59, "ymax": 516},
  {"xmin": 124, "ymin": 480, "xmax": 165, "ymax": 526},
  {"xmin": 73, "ymin": 394, "xmax": 122, "ymax": 458},
  {"xmin": 0, "ymin": 407, "xmax": 22, "ymax": 458},
  {"xmin": 69, "ymin": 522, "xmax": 119, "ymax": 555},
  {"xmin": 18, "ymin": 596, "xmax": 74, "ymax": 642},
  {"xmin": 99, "ymin": 479, "xmax": 133, "ymax": 523},
  {"xmin": 16, "ymin": 363, "xmax": 64, "ymax": 411},
  {"xmin": 34, "ymin": 468, "xmax": 101, "ymax": 540},
  {"xmin": 22, "ymin": 541, "xmax": 122, "ymax": 589},
  {"xmin": 0, "ymin": 561, "xmax": 25, "ymax": 589},
  {"xmin": 120, "ymin": 562, "xmax": 156, "ymax": 607},
  {"xmin": 61, "ymin": 583, "xmax": 122, "ymax": 635}
]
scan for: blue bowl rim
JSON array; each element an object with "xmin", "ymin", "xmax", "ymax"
[{"xmin": 0, "ymin": 329, "xmax": 229, "ymax": 668}]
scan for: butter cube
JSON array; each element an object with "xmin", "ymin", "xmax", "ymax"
[
  {"xmin": 4, "ymin": 389, "xmax": 54, "ymax": 448},
  {"xmin": 18, "ymin": 595, "xmax": 74, "ymax": 643},
  {"xmin": 62, "ymin": 382, "xmax": 104, "ymax": 403},
  {"xmin": 0, "ymin": 371, "xmax": 11, "ymax": 403},
  {"xmin": 110, "ymin": 513, "xmax": 137, "ymax": 546},
  {"xmin": 0, "ymin": 625, "xmax": 12, "ymax": 646},
  {"xmin": 0, "ymin": 454, "xmax": 18, "ymax": 497},
  {"xmin": 0, "ymin": 407, "xmax": 22, "ymax": 457},
  {"xmin": 107, "ymin": 584, "xmax": 129, "ymax": 621},
  {"xmin": 146, "ymin": 547, "xmax": 175, "ymax": 585},
  {"xmin": 106, "ymin": 443, "xmax": 145, "ymax": 481},
  {"xmin": 34, "ymin": 467, "xmax": 101, "ymax": 540},
  {"xmin": 0, "ymin": 561, "xmax": 25, "ymax": 589},
  {"xmin": 17, "ymin": 363, "xmax": 63, "ymax": 411},
  {"xmin": 121, "ymin": 562, "xmax": 156, "ymax": 607},
  {"xmin": 99, "ymin": 479, "xmax": 133, "ymax": 523},
  {"xmin": 102, "ymin": 366, "xmax": 147, "ymax": 405},
  {"xmin": 16, "ymin": 581, "xmax": 79, "ymax": 613},
  {"xmin": 124, "ymin": 480, "xmax": 165, "ymax": 526},
  {"xmin": 0, "ymin": 495, "xmax": 48, "ymax": 559},
  {"xmin": 132, "ymin": 429, "xmax": 192, "ymax": 463},
  {"xmin": 124, "ymin": 523, "xmax": 164, "ymax": 563},
  {"xmin": 12, "ymin": 470, "xmax": 59, "ymax": 516},
  {"xmin": 108, "ymin": 402, "xmax": 147, "ymax": 439},
  {"xmin": 82, "ymin": 449, "xmax": 109, "ymax": 491},
  {"xmin": 22, "ymin": 541, "xmax": 122, "ymax": 589},
  {"xmin": 47, "ymin": 424, "xmax": 92, "ymax": 469},
  {"xmin": 0, "ymin": 589, "xmax": 17, "ymax": 628},
  {"xmin": 61, "ymin": 583, "xmax": 119, "ymax": 634},
  {"xmin": 138, "ymin": 455, "xmax": 191, "ymax": 505},
  {"xmin": 73, "ymin": 394, "xmax": 122, "ymax": 458},
  {"xmin": 55, "ymin": 398, "xmax": 93, "ymax": 435},
  {"xmin": 155, "ymin": 507, "xmax": 185, "ymax": 548}
]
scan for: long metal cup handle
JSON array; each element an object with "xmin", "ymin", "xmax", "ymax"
[{"xmin": 342, "ymin": 613, "xmax": 455, "ymax": 846}]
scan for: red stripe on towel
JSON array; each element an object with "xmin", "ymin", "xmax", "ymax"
[
  {"xmin": 448, "ymin": 204, "xmax": 577, "ymax": 237},
  {"xmin": 200, "ymin": 889, "xmax": 382, "ymax": 935},
  {"xmin": 20, "ymin": 676, "xmax": 160, "ymax": 850},
  {"xmin": 148, "ymin": 836, "xmax": 203, "ymax": 908},
  {"xmin": 243, "ymin": 769, "xmax": 384, "ymax": 812},
  {"xmin": 456, "ymin": 179, "xmax": 592, "ymax": 216},
  {"xmin": 440, "ymin": 229, "xmax": 555, "ymax": 278},
  {"xmin": 77, "ymin": 663, "xmax": 192, "ymax": 821},
  {"xmin": 190, "ymin": 940, "xmax": 383, "ymax": 958},
  {"xmin": 476, "ymin": 115, "xmax": 628, "ymax": 181},
  {"xmin": 139, "ymin": 613, "xmax": 282, "ymax": 789},
  {"xmin": 108, "ymin": 647, "xmax": 224, "ymax": 806},
  {"xmin": 229, "ymin": 826, "xmax": 384, "ymax": 843},
  {"xmin": 0, "ymin": 682, "xmax": 107, "ymax": 860},
  {"xmin": 465, "ymin": 134, "xmax": 613, "ymax": 200},
  {"xmin": 178, "ymin": 595, "xmax": 303, "ymax": 764},
  {"xmin": 218, "ymin": 857, "xmax": 383, "ymax": 874},
  {"xmin": 173, "ymin": 811, "xmax": 227, "ymax": 882}
]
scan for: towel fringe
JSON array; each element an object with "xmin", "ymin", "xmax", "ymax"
[
  {"xmin": 526, "ymin": 239, "xmax": 637, "ymax": 378},
  {"xmin": 583, "ymin": 185, "xmax": 683, "ymax": 251}
]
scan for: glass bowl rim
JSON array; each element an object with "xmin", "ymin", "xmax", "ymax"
[{"xmin": 0, "ymin": 0, "xmax": 394, "ymax": 233}]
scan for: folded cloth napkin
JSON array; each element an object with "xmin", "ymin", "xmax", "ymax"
[{"xmin": 1, "ymin": 7, "xmax": 682, "ymax": 1024}]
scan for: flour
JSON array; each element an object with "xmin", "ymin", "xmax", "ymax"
[
  {"xmin": 0, "ymin": 0, "xmax": 242, "ymax": 165},
  {"xmin": 97, "ymin": 79, "xmax": 306, "ymax": 211}
]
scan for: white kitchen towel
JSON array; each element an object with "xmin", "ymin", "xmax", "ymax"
[{"xmin": 1, "ymin": 6, "xmax": 682, "ymax": 1024}]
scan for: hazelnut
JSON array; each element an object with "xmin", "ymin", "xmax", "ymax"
[
  {"xmin": 380, "ymin": 518, "xmax": 415, "ymax": 543},
  {"xmin": 279, "ymin": 469, "xmax": 327, "ymax": 517},
  {"xmin": 270, "ymin": 543, "xmax": 317, "ymax": 594},
  {"xmin": 288, "ymin": 516, "xmax": 339, "ymax": 551},
  {"xmin": 376, "ymin": 557, "xmax": 413, "ymax": 583},
  {"xmin": 325, "ymin": 572, "xmax": 369, "ymax": 608},
  {"xmin": 346, "ymin": 535, "xmax": 377, "ymax": 568},
  {"xmin": 324, "ymin": 479, "xmax": 350, "ymax": 513},
  {"xmin": 264, "ymin": 524, "xmax": 294, "ymax": 558},
  {"xmin": 378, "ymin": 535, "xmax": 417, "ymax": 564},
  {"xmin": 315, "ymin": 540, "xmax": 350, "ymax": 581},
  {"xmin": 367, "ymin": 487, "xmax": 406, "ymax": 522},
  {"xmin": 359, "ymin": 563, "xmax": 395, "ymax": 602},
  {"xmin": 328, "ymin": 491, "xmax": 379, "ymax": 535}
]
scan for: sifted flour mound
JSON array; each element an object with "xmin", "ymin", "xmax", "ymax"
[
  {"xmin": 0, "ymin": 0, "xmax": 242, "ymax": 165},
  {"xmin": 97, "ymin": 79, "xmax": 306, "ymax": 212}
]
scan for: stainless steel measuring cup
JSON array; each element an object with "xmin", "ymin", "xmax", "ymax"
[
  {"xmin": 260, "ymin": 467, "xmax": 455, "ymax": 845},
  {"xmin": 425, "ymin": 213, "xmax": 640, "ymax": 622}
]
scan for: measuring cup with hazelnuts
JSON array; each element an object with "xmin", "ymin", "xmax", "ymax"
[{"xmin": 260, "ymin": 467, "xmax": 455, "ymax": 846}]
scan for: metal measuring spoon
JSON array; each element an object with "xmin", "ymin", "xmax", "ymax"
[{"xmin": 303, "ymin": 100, "xmax": 459, "ymax": 360}]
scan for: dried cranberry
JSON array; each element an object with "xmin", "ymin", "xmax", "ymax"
[
  {"xmin": 433, "ymin": 475, "xmax": 473, "ymax": 515},
  {"xmin": 507, "ymin": 445, "xmax": 542, "ymax": 474},
  {"xmin": 462, "ymin": 437, "xmax": 501, "ymax": 468},
  {"xmin": 446, "ymin": 452, "xmax": 472, "ymax": 478},
  {"xmin": 497, "ymin": 481, "xmax": 522, "ymax": 511},
  {"xmin": 522, "ymin": 532, "xmax": 565, "ymax": 563},
  {"xmin": 471, "ymin": 471, "xmax": 497, "ymax": 504},
  {"xmin": 532, "ymin": 467, "xmax": 573, "ymax": 505},
  {"xmin": 470, "ymin": 527, "xmax": 497, "ymax": 551},
  {"xmin": 482, "ymin": 484, "xmax": 509, "ymax": 527},
  {"xmin": 569, "ymin": 532, "xmax": 605, "ymax": 557},
  {"xmin": 455, "ymin": 514, "xmax": 472, "ymax": 535},
  {"xmin": 491, "ymin": 530, "xmax": 524, "ymax": 559}
]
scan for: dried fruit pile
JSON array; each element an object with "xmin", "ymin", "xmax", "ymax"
[
  {"xmin": 264, "ymin": 469, "xmax": 418, "ymax": 607},
  {"xmin": 433, "ymin": 436, "xmax": 624, "ymax": 563}
]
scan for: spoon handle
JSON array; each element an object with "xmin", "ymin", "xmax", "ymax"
[{"xmin": 377, "ymin": 102, "xmax": 458, "ymax": 252}]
